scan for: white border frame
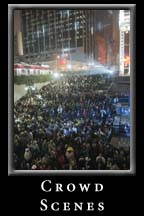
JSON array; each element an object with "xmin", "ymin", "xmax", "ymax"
[{"xmin": 8, "ymin": 4, "xmax": 136, "ymax": 176}]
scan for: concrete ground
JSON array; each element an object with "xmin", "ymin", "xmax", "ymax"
[{"xmin": 14, "ymin": 81, "xmax": 50, "ymax": 102}]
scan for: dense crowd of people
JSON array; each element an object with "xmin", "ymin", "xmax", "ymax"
[{"xmin": 14, "ymin": 75, "xmax": 130, "ymax": 170}]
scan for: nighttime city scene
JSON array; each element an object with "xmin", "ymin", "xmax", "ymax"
[{"xmin": 13, "ymin": 8, "xmax": 130, "ymax": 171}]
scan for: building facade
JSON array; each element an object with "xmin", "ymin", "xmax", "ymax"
[
  {"xmin": 21, "ymin": 10, "xmax": 86, "ymax": 61},
  {"xmin": 17, "ymin": 9, "xmax": 119, "ymax": 68},
  {"xmin": 119, "ymin": 10, "xmax": 130, "ymax": 76},
  {"xmin": 14, "ymin": 10, "xmax": 23, "ymax": 59}
]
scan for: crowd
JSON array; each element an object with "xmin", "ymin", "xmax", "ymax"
[{"xmin": 14, "ymin": 75, "xmax": 130, "ymax": 170}]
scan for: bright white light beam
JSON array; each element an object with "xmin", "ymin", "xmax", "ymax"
[
  {"xmin": 67, "ymin": 64, "xmax": 72, "ymax": 69},
  {"xmin": 53, "ymin": 72, "xmax": 59, "ymax": 78}
]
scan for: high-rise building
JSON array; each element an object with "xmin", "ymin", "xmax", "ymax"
[
  {"xmin": 14, "ymin": 34, "xmax": 17, "ymax": 56},
  {"xmin": 21, "ymin": 10, "xmax": 86, "ymax": 61},
  {"xmin": 119, "ymin": 10, "xmax": 130, "ymax": 76},
  {"xmin": 14, "ymin": 31, "xmax": 24, "ymax": 58},
  {"xmin": 14, "ymin": 10, "xmax": 23, "ymax": 59},
  {"xmin": 19, "ymin": 9, "xmax": 119, "ymax": 66}
]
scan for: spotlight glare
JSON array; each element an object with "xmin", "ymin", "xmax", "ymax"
[
  {"xmin": 53, "ymin": 72, "xmax": 59, "ymax": 78},
  {"xmin": 88, "ymin": 62, "xmax": 94, "ymax": 66},
  {"xmin": 67, "ymin": 64, "xmax": 72, "ymax": 69},
  {"xmin": 108, "ymin": 70, "xmax": 113, "ymax": 74}
]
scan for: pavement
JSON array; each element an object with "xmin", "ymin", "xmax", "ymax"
[{"xmin": 14, "ymin": 81, "xmax": 50, "ymax": 102}]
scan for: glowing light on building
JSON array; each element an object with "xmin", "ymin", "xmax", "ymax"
[
  {"xmin": 60, "ymin": 59, "xmax": 66, "ymax": 65},
  {"xmin": 124, "ymin": 56, "xmax": 130, "ymax": 66}
]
